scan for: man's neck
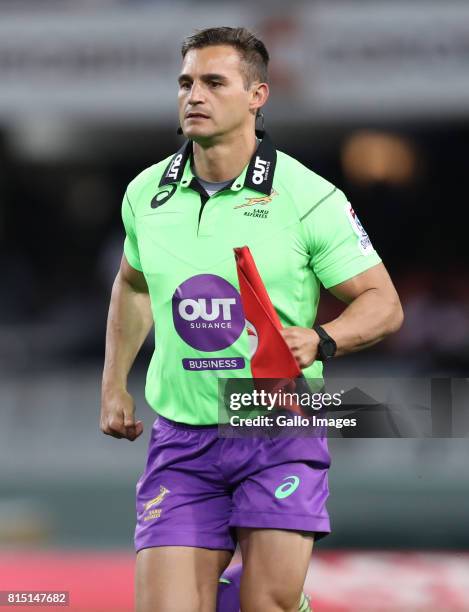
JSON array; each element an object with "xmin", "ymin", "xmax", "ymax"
[{"xmin": 192, "ymin": 128, "xmax": 258, "ymax": 183}]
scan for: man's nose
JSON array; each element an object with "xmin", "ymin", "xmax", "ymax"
[{"xmin": 188, "ymin": 81, "xmax": 204, "ymax": 104}]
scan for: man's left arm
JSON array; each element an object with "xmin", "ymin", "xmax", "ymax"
[{"xmin": 280, "ymin": 262, "xmax": 404, "ymax": 368}]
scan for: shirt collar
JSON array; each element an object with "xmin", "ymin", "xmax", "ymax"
[{"xmin": 158, "ymin": 131, "xmax": 277, "ymax": 196}]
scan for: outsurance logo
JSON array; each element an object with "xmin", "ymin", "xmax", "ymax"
[
  {"xmin": 166, "ymin": 153, "xmax": 183, "ymax": 180},
  {"xmin": 252, "ymin": 156, "xmax": 270, "ymax": 185},
  {"xmin": 172, "ymin": 274, "xmax": 245, "ymax": 351}
]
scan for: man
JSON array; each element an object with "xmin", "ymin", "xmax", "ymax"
[
  {"xmin": 216, "ymin": 564, "xmax": 311, "ymax": 612},
  {"xmin": 100, "ymin": 27, "xmax": 403, "ymax": 612}
]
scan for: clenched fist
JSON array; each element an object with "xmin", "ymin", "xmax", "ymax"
[
  {"xmin": 100, "ymin": 387, "xmax": 144, "ymax": 441},
  {"xmin": 279, "ymin": 326, "xmax": 320, "ymax": 369}
]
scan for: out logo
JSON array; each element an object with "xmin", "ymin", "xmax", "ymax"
[
  {"xmin": 179, "ymin": 298, "xmax": 237, "ymax": 322},
  {"xmin": 166, "ymin": 154, "xmax": 183, "ymax": 180},
  {"xmin": 172, "ymin": 275, "xmax": 245, "ymax": 351},
  {"xmin": 252, "ymin": 156, "xmax": 269, "ymax": 185}
]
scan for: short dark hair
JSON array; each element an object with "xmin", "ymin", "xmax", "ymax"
[{"xmin": 181, "ymin": 26, "xmax": 269, "ymax": 88}]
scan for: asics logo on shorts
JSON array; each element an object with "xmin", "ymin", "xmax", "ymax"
[{"xmin": 274, "ymin": 476, "xmax": 300, "ymax": 499}]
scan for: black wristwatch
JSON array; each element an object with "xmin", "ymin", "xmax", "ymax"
[{"xmin": 313, "ymin": 324, "xmax": 337, "ymax": 361}]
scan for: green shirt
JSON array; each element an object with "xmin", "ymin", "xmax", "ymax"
[{"xmin": 122, "ymin": 133, "xmax": 381, "ymax": 424}]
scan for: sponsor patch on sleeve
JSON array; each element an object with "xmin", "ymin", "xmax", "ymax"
[{"xmin": 345, "ymin": 202, "xmax": 375, "ymax": 255}]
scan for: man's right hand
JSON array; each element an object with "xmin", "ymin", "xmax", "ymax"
[{"xmin": 100, "ymin": 388, "xmax": 144, "ymax": 441}]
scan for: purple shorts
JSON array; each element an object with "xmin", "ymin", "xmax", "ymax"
[{"xmin": 134, "ymin": 414, "xmax": 331, "ymax": 553}]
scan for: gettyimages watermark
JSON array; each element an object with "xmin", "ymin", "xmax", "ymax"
[
  {"xmin": 217, "ymin": 377, "xmax": 469, "ymax": 438},
  {"xmin": 228, "ymin": 388, "xmax": 344, "ymax": 411}
]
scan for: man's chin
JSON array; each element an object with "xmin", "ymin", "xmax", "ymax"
[{"xmin": 183, "ymin": 125, "xmax": 218, "ymax": 143}]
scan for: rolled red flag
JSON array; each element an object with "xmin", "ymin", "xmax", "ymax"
[{"xmin": 234, "ymin": 246, "xmax": 306, "ymax": 414}]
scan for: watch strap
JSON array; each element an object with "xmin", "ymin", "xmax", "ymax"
[{"xmin": 313, "ymin": 324, "xmax": 337, "ymax": 360}]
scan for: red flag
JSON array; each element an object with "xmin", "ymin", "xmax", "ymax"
[{"xmin": 234, "ymin": 246, "xmax": 305, "ymax": 413}]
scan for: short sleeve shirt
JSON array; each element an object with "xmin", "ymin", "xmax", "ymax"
[{"xmin": 121, "ymin": 133, "xmax": 382, "ymax": 424}]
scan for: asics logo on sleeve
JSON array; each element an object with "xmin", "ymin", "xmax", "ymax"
[{"xmin": 274, "ymin": 476, "xmax": 300, "ymax": 499}]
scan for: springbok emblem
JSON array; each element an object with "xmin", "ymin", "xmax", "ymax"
[
  {"xmin": 234, "ymin": 189, "xmax": 278, "ymax": 209},
  {"xmin": 144, "ymin": 485, "xmax": 171, "ymax": 511}
]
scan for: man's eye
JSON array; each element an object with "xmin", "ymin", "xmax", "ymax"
[
  {"xmin": 210, "ymin": 81, "xmax": 222, "ymax": 88},
  {"xmin": 180, "ymin": 82, "xmax": 191, "ymax": 90}
]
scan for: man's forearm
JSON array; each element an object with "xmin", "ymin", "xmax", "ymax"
[
  {"xmin": 322, "ymin": 287, "xmax": 403, "ymax": 357},
  {"xmin": 102, "ymin": 272, "xmax": 153, "ymax": 392}
]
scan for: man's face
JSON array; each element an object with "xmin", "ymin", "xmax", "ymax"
[{"xmin": 178, "ymin": 45, "xmax": 257, "ymax": 142}]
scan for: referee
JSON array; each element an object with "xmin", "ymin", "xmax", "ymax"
[{"xmin": 100, "ymin": 27, "xmax": 403, "ymax": 612}]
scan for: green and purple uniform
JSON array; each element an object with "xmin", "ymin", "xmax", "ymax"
[{"xmin": 127, "ymin": 133, "xmax": 381, "ymax": 552}]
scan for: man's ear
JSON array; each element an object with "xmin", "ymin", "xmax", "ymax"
[{"xmin": 250, "ymin": 82, "xmax": 269, "ymax": 114}]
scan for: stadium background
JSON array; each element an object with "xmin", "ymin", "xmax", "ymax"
[{"xmin": 0, "ymin": 1, "xmax": 468, "ymax": 610}]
